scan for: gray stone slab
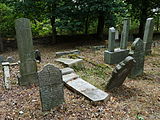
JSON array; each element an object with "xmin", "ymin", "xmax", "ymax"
[
  {"xmin": 55, "ymin": 58, "xmax": 83, "ymax": 67},
  {"xmin": 38, "ymin": 64, "xmax": 64, "ymax": 111},
  {"xmin": 64, "ymin": 78, "xmax": 110, "ymax": 102},
  {"xmin": 108, "ymin": 27, "xmax": 116, "ymax": 52},
  {"xmin": 106, "ymin": 56, "xmax": 136, "ymax": 90},
  {"xmin": 62, "ymin": 73, "xmax": 79, "ymax": 82},
  {"xmin": 56, "ymin": 50, "xmax": 80, "ymax": 57},
  {"xmin": 104, "ymin": 48, "xmax": 129, "ymax": 64},
  {"xmin": 61, "ymin": 67, "xmax": 74, "ymax": 75}
]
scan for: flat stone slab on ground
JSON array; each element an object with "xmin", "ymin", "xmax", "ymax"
[
  {"xmin": 62, "ymin": 73, "xmax": 79, "ymax": 82},
  {"xmin": 55, "ymin": 58, "xmax": 83, "ymax": 67},
  {"xmin": 56, "ymin": 50, "xmax": 80, "ymax": 57},
  {"xmin": 61, "ymin": 67, "xmax": 74, "ymax": 75},
  {"xmin": 63, "ymin": 77, "xmax": 110, "ymax": 102}
]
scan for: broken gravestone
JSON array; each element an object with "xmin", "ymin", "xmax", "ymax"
[
  {"xmin": 15, "ymin": 18, "xmax": 38, "ymax": 86},
  {"xmin": 38, "ymin": 64, "xmax": 64, "ymax": 111},
  {"xmin": 129, "ymin": 38, "xmax": 145, "ymax": 77},
  {"xmin": 61, "ymin": 67, "xmax": 74, "ymax": 75},
  {"xmin": 106, "ymin": 56, "xmax": 136, "ymax": 90},
  {"xmin": 2, "ymin": 62, "xmax": 11, "ymax": 89}
]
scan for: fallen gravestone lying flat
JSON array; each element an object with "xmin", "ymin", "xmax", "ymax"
[
  {"xmin": 61, "ymin": 67, "xmax": 74, "ymax": 75},
  {"xmin": 62, "ymin": 73, "xmax": 109, "ymax": 102},
  {"xmin": 106, "ymin": 56, "xmax": 136, "ymax": 90},
  {"xmin": 55, "ymin": 58, "xmax": 83, "ymax": 67},
  {"xmin": 56, "ymin": 50, "xmax": 80, "ymax": 57}
]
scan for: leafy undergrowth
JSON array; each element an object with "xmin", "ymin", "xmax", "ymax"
[{"xmin": 0, "ymin": 42, "xmax": 160, "ymax": 120}]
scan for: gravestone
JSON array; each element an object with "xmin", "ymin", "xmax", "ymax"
[
  {"xmin": 108, "ymin": 27, "xmax": 115, "ymax": 52},
  {"xmin": 129, "ymin": 38, "xmax": 145, "ymax": 77},
  {"xmin": 106, "ymin": 56, "xmax": 136, "ymax": 90},
  {"xmin": 143, "ymin": 18, "xmax": 154, "ymax": 55},
  {"xmin": 6, "ymin": 56, "xmax": 15, "ymax": 63},
  {"xmin": 15, "ymin": 18, "xmax": 38, "ymax": 86},
  {"xmin": 104, "ymin": 27, "xmax": 129, "ymax": 64},
  {"xmin": 2, "ymin": 62, "xmax": 11, "ymax": 89},
  {"xmin": 38, "ymin": 64, "xmax": 64, "ymax": 111},
  {"xmin": 55, "ymin": 58, "xmax": 83, "ymax": 67},
  {"xmin": 120, "ymin": 18, "xmax": 130, "ymax": 49},
  {"xmin": 56, "ymin": 50, "xmax": 80, "ymax": 57},
  {"xmin": 35, "ymin": 49, "xmax": 41, "ymax": 62}
]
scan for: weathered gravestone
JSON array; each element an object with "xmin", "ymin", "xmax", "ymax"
[
  {"xmin": 120, "ymin": 18, "xmax": 130, "ymax": 49},
  {"xmin": 38, "ymin": 64, "xmax": 64, "ymax": 111},
  {"xmin": 106, "ymin": 56, "xmax": 136, "ymax": 90},
  {"xmin": 15, "ymin": 18, "xmax": 38, "ymax": 86},
  {"xmin": 2, "ymin": 62, "xmax": 11, "ymax": 89},
  {"xmin": 129, "ymin": 38, "xmax": 145, "ymax": 77},
  {"xmin": 143, "ymin": 18, "xmax": 154, "ymax": 55},
  {"xmin": 104, "ymin": 27, "xmax": 129, "ymax": 64}
]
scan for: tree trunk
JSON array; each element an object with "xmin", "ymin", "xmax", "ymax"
[
  {"xmin": 50, "ymin": 16, "xmax": 56, "ymax": 44},
  {"xmin": 84, "ymin": 16, "xmax": 89, "ymax": 35},
  {"xmin": 97, "ymin": 14, "xmax": 105, "ymax": 41},
  {"xmin": 138, "ymin": 9, "xmax": 148, "ymax": 39}
]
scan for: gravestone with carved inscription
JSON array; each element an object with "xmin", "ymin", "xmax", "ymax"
[
  {"xmin": 129, "ymin": 38, "xmax": 145, "ymax": 77},
  {"xmin": 15, "ymin": 18, "xmax": 38, "ymax": 86},
  {"xmin": 38, "ymin": 64, "xmax": 64, "ymax": 111},
  {"xmin": 106, "ymin": 56, "xmax": 136, "ymax": 90}
]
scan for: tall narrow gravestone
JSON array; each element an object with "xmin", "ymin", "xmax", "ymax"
[
  {"xmin": 38, "ymin": 64, "xmax": 64, "ymax": 111},
  {"xmin": 120, "ymin": 18, "xmax": 130, "ymax": 49},
  {"xmin": 143, "ymin": 18, "xmax": 154, "ymax": 55},
  {"xmin": 129, "ymin": 38, "xmax": 145, "ymax": 77},
  {"xmin": 15, "ymin": 18, "xmax": 38, "ymax": 86}
]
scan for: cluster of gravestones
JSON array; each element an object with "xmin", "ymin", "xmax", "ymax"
[
  {"xmin": 104, "ymin": 18, "xmax": 154, "ymax": 89},
  {"xmin": 1, "ymin": 17, "xmax": 154, "ymax": 112}
]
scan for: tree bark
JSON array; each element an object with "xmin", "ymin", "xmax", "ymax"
[
  {"xmin": 97, "ymin": 14, "xmax": 105, "ymax": 41},
  {"xmin": 50, "ymin": 16, "xmax": 56, "ymax": 44},
  {"xmin": 138, "ymin": 9, "xmax": 148, "ymax": 39},
  {"xmin": 84, "ymin": 16, "xmax": 89, "ymax": 35}
]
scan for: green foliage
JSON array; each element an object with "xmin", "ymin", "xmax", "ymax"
[{"xmin": 0, "ymin": 3, "xmax": 15, "ymax": 37}]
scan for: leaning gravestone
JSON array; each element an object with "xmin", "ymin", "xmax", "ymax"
[
  {"xmin": 106, "ymin": 56, "xmax": 136, "ymax": 90},
  {"xmin": 38, "ymin": 64, "xmax": 64, "ymax": 111},
  {"xmin": 143, "ymin": 18, "xmax": 154, "ymax": 55},
  {"xmin": 15, "ymin": 18, "xmax": 38, "ymax": 86},
  {"xmin": 129, "ymin": 38, "xmax": 145, "ymax": 77}
]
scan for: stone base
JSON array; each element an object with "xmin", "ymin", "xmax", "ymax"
[{"xmin": 104, "ymin": 48, "xmax": 129, "ymax": 64}]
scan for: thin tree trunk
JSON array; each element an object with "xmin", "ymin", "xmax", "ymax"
[
  {"xmin": 97, "ymin": 14, "xmax": 105, "ymax": 41},
  {"xmin": 84, "ymin": 16, "xmax": 89, "ymax": 35},
  {"xmin": 50, "ymin": 16, "xmax": 56, "ymax": 44},
  {"xmin": 138, "ymin": 9, "xmax": 148, "ymax": 39}
]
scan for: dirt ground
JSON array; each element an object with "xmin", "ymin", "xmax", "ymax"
[{"xmin": 0, "ymin": 41, "xmax": 160, "ymax": 120}]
